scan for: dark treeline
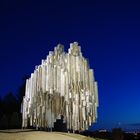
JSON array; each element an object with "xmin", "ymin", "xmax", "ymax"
[
  {"xmin": 0, "ymin": 76, "xmax": 27, "ymax": 129},
  {"xmin": 80, "ymin": 128, "xmax": 140, "ymax": 140}
]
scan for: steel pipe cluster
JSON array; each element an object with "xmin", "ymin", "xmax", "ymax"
[{"xmin": 22, "ymin": 42, "xmax": 98, "ymax": 131}]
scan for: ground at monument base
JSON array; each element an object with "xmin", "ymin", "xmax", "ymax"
[{"xmin": 0, "ymin": 129, "xmax": 102, "ymax": 140}]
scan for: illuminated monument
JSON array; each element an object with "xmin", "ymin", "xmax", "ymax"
[{"xmin": 22, "ymin": 42, "xmax": 98, "ymax": 131}]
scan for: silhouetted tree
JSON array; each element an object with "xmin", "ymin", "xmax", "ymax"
[
  {"xmin": 112, "ymin": 128, "xmax": 124, "ymax": 140},
  {"xmin": 0, "ymin": 76, "xmax": 29, "ymax": 129},
  {"xmin": 0, "ymin": 114, "xmax": 8, "ymax": 129},
  {"xmin": 16, "ymin": 76, "xmax": 29, "ymax": 111},
  {"xmin": 2, "ymin": 92, "xmax": 18, "ymax": 114},
  {"xmin": 0, "ymin": 97, "xmax": 3, "ymax": 120},
  {"xmin": 10, "ymin": 112, "xmax": 21, "ymax": 128}
]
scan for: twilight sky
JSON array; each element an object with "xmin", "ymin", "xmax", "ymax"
[{"xmin": 0, "ymin": 0, "xmax": 140, "ymax": 131}]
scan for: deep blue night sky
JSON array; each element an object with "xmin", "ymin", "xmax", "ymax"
[{"xmin": 0, "ymin": 0, "xmax": 140, "ymax": 131}]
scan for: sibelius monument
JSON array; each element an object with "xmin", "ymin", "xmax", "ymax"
[{"xmin": 22, "ymin": 42, "xmax": 98, "ymax": 131}]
